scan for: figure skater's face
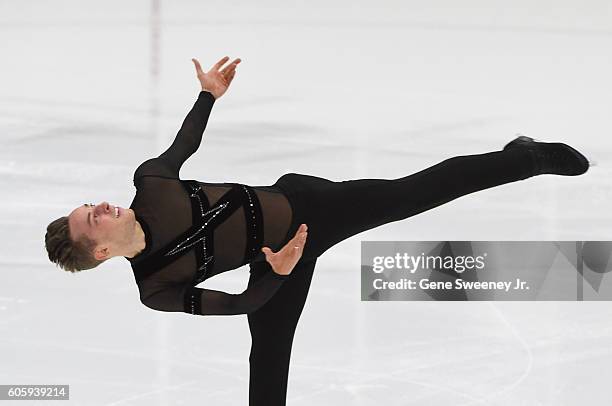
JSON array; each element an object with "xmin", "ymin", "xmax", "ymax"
[{"xmin": 67, "ymin": 202, "xmax": 134, "ymax": 260}]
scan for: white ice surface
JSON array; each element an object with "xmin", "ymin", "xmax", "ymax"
[{"xmin": 1, "ymin": 1, "xmax": 612, "ymax": 405}]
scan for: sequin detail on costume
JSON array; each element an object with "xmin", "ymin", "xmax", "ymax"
[
  {"xmin": 164, "ymin": 201, "xmax": 229, "ymax": 257},
  {"xmin": 242, "ymin": 185, "xmax": 259, "ymax": 257},
  {"xmin": 132, "ymin": 180, "xmax": 265, "ymax": 311}
]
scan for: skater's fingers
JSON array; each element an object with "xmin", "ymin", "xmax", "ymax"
[
  {"xmin": 226, "ymin": 70, "xmax": 236, "ymax": 85},
  {"xmin": 261, "ymin": 246, "xmax": 275, "ymax": 258},
  {"xmin": 291, "ymin": 238, "xmax": 305, "ymax": 258},
  {"xmin": 192, "ymin": 58, "xmax": 203, "ymax": 74},
  {"xmin": 292, "ymin": 245, "xmax": 304, "ymax": 261},
  {"xmin": 291, "ymin": 232, "xmax": 308, "ymax": 252},
  {"xmin": 291, "ymin": 224, "xmax": 308, "ymax": 244},
  {"xmin": 211, "ymin": 56, "xmax": 230, "ymax": 72},
  {"xmin": 292, "ymin": 223, "xmax": 308, "ymax": 235},
  {"xmin": 221, "ymin": 58, "xmax": 241, "ymax": 75},
  {"xmin": 223, "ymin": 66, "xmax": 236, "ymax": 83}
]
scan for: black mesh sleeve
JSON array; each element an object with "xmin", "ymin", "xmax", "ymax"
[
  {"xmin": 133, "ymin": 91, "xmax": 216, "ymax": 181},
  {"xmin": 140, "ymin": 269, "xmax": 289, "ymax": 316}
]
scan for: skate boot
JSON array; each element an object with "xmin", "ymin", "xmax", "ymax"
[{"xmin": 503, "ymin": 135, "xmax": 590, "ymax": 176}]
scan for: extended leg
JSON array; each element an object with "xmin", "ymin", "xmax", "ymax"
[
  {"xmin": 300, "ymin": 148, "xmax": 537, "ymax": 258},
  {"xmin": 247, "ymin": 257, "xmax": 318, "ymax": 406}
]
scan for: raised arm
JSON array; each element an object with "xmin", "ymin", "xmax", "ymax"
[
  {"xmin": 156, "ymin": 90, "xmax": 217, "ymax": 176},
  {"xmin": 150, "ymin": 56, "xmax": 242, "ymax": 177},
  {"xmin": 140, "ymin": 265, "xmax": 289, "ymax": 316}
]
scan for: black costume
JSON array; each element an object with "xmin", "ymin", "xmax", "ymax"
[
  {"xmin": 126, "ymin": 91, "xmax": 539, "ymax": 406},
  {"xmin": 126, "ymin": 91, "xmax": 294, "ymax": 316}
]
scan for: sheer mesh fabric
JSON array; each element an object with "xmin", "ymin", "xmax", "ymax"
[
  {"xmin": 194, "ymin": 182, "xmax": 293, "ymax": 273},
  {"xmin": 124, "ymin": 91, "xmax": 293, "ymax": 316}
]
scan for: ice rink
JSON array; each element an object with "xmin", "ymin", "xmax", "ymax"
[{"xmin": 1, "ymin": 1, "xmax": 612, "ymax": 404}]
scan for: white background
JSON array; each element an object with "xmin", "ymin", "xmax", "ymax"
[{"xmin": 1, "ymin": 1, "xmax": 611, "ymax": 404}]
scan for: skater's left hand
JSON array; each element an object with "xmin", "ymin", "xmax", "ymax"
[
  {"xmin": 192, "ymin": 56, "xmax": 241, "ymax": 100},
  {"xmin": 261, "ymin": 224, "xmax": 308, "ymax": 277}
]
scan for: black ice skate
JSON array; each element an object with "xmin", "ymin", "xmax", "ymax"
[{"xmin": 503, "ymin": 135, "xmax": 590, "ymax": 176}]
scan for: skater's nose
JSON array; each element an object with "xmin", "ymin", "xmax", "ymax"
[{"xmin": 95, "ymin": 202, "xmax": 111, "ymax": 215}]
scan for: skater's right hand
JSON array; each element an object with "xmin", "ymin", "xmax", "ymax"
[{"xmin": 261, "ymin": 224, "xmax": 308, "ymax": 277}]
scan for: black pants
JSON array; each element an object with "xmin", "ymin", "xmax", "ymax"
[{"xmin": 247, "ymin": 147, "xmax": 536, "ymax": 405}]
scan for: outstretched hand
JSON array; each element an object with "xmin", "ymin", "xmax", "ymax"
[
  {"xmin": 261, "ymin": 224, "xmax": 308, "ymax": 277},
  {"xmin": 192, "ymin": 56, "xmax": 241, "ymax": 100}
]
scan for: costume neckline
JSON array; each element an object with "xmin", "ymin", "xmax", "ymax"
[{"xmin": 125, "ymin": 211, "xmax": 152, "ymax": 262}]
